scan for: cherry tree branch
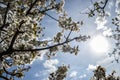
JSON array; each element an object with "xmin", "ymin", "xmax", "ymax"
[
  {"xmin": 13, "ymin": 37, "xmax": 78, "ymax": 52},
  {"xmin": 66, "ymin": 26, "xmax": 74, "ymax": 41},
  {"xmin": 80, "ymin": 0, "xmax": 108, "ymax": 16},
  {"xmin": 8, "ymin": 20, "xmax": 24, "ymax": 50},
  {"xmin": 26, "ymin": 0, "xmax": 38, "ymax": 15},
  {"xmin": 0, "ymin": 20, "xmax": 25, "ymax": 57},
  {"xmin": 0, "ymin": 2, "xmax": 10, "ymax": 31},
  {"xmin": 0, "ymin": 0, "xmax": 82, "ymax": 59},
  {"xmin": 0, "ymin": 75, "xmax": 9, "ymax": 80},
  {"xmin": 102, "ymin": 0, "xmax": 108, "ymax": 9},
  {"xmin": 3, "ymin": 66, "xmax": 30, "ymax": 76}
]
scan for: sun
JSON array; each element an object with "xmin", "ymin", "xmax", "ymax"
[{"xmin": 90, "ymin": 35, "xmax": 109, "ymax": 54}]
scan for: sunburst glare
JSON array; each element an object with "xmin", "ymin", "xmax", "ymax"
[{"xmin": 90, "ymin": 35, "xmax": 109, "ymax": 55}]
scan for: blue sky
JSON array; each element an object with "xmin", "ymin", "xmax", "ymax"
[{"xmin": 22, "ymin": 0, "xmax": 120, "ymax": 80}]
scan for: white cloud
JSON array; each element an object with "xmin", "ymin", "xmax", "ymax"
[
  {"xmin": 96, "ymin": 57, "xmax": 120, "ymax": 75},
  {"xmin": 79, "ymin": 74, "xmax": 87, "ymax": 79},
  {"xmin": 103, "ymin": 28, "xmax": 112, "ymax": 36},
  {"xmin": 95, "ymin": 16, "xmax": 107, "ymax": 30},
  {"xmin": 43, "ymin": 59, "xmax": 59, "ymax": 73},
  {"xmin": 37, "ymin": 50, "xmax": 47, "ymax": 60},
  {"xmin": 34, "ymin": 70, "xmax": 47, "ymax": 77},
  {"xmin": 115, "ymin": 0, "xmax": 120, "ymax": 14},
  {"xmin": 97, "ymin": 57, "xmax": 114, "ymax": 66},
  {"xmin": 95, "ymin": 15, "xmax": 112, "ymax": 36},
  {"xmin": 34, "ymin": 59, "xmax": 59, "ymax": 78},
  {"xmin": 86, "ymin": 64, "xmax": 98, "ymax": 71},
  {"xmin": 108, "ymin": 0, "xmax": 114, "ymax": 9},
  {"xmin": 41, "ymin": 37, "xmax": 52, "ymax": 45},
  {"xmin": 28, "ymin": 50, "xmax": 48, "ymax": 65},
  {"xmin": 105, "ymin": 11, "xmax": 111, "ymax": 17},
  {"xmin": 42, "ymin": 78, "xmax": 49, "ymax": 80},
  {"xmin": 35, "ymin": 72, "xmax": 41, "ymax": 77},
  {"xmin": 69, "ymin": 71, "xmax": 78, "ymax": 78}
]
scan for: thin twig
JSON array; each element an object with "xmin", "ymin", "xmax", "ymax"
[
  {"xmin": 45, "ymin": 13, "xmax": 59, "ymax": 22},
  {"xmin": 66, "ymin": 27, "xmax": 73, "ymax": 41},
  {"xmin": 102, "ymin": 0, "xmax": 108, "ymax": 9}
]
